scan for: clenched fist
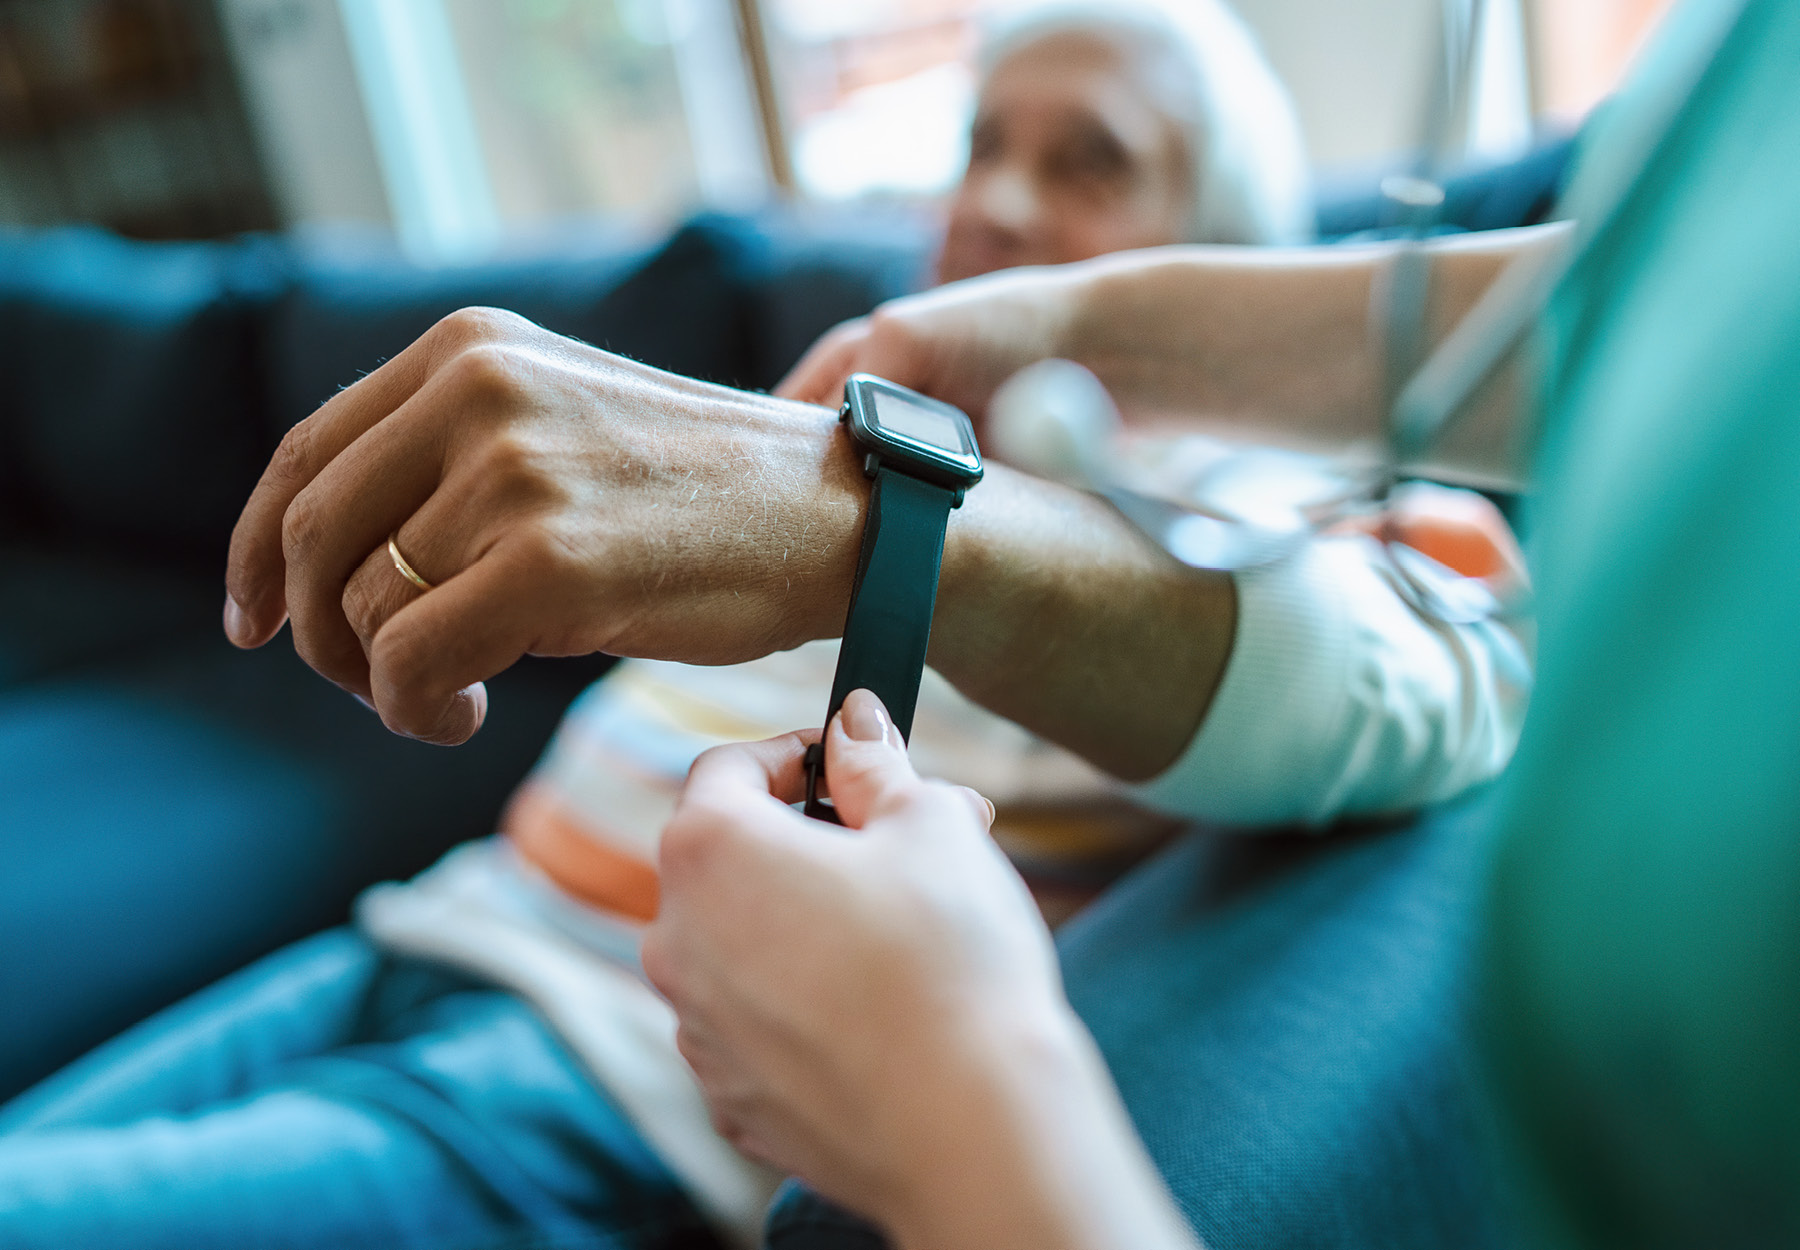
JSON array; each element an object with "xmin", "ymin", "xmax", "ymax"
[{"xmin": 224, "ymin": 307, "xmax": 865, "ymax": 744}]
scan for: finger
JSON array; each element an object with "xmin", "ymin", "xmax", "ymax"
[
  {"xmin": 955, "ymin": 785, "xmax": 998, "ymax": 830},
  {"xmin": 280, "ymin": 365, "xmax": 487, "ymax": 695},
  {"xmin": 224, "ymin": 319, "xmax": 466, "ymax": 648},
  {"xmin": 704, "ymin": 1103, "xmax": 780, "ymax": 1168},
  {"xmin": 681, "ymin": 732, "xmax": 818, "ymax": 810},
  {"xmin": 774, "ymin": 318, "xmax": 866, "ymax": 404},
  {"xmin": 820, "ymin": 688, "xmax": 919, "ymax": 829},
  {"xmin": 638, "ymin": 920, "xmax": 696, "ymax": 1008},
  {"xmin": 672, "ymin": 1028, "xmax": 785, "ymax": 1163},
  {"xmin": 342, "ymin": 540, "xmax": 432, "ymax": 688},
  {"xmin": 673, "ymin": 1019, "xmax": 725, "ymax": 1082},
  {"xmin": 363, "ymin": 534, "xmax": 561, "ymax": 742},
  {"xmin": 660, "ymin": 733, "xmax": 822, "ymax": 893},
  {"xmin": 340, "ymin": 479, "xmax": 497, "ymax": 687}
]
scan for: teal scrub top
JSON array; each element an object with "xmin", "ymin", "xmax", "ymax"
[{"xmin": 1484, "ymin": 0, "xmax": 1800, "ymax": 1244}]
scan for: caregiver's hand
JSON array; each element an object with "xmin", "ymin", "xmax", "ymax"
[
  {"xmin": 223, "ymin": 307, "xmax": 865, "ymax": 744},
  {"xmin": 776, "ymin": 261, "xmax": 1084, "ymax": 420},
  {"xmin": 643, "ymin": 689, "xmax": 1200, "ymax": 1250}
]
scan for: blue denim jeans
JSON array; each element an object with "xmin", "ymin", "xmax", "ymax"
[{"xmin": 0, "ymin": 929, "xmax": 720, "ymax": 1250}]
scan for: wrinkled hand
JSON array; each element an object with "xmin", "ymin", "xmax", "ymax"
[
  {"xmin": 224, "ymin": 307, "xmax": 864, "ymax": 744},
  {"xmin": 642, "ymin": 689, "xmax": 1076, "ymax": 1225},
  {"xmin": 776, "ymin": 263, "xmax": 1084, "ymax": 423}
]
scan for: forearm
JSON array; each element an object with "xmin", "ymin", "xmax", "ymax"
[
  {"xmin": 929, "ymin": 464, "xmax": 1235, "ymax": 781},
  {"xmin": 880, "ymin": 1009, "xmax": 1201, "ymax": 1250},
  {"xmin": 1058, "ymin": 224, "xmax": 1568, "ymax": 483}
]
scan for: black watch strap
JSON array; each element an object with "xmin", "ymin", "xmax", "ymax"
[{"xmin": 803, "ymin": 466, "xmax": 958, "ymax": 822}]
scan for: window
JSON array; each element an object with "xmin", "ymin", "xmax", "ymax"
[
  {"xmin": 442, "ymin": 0, "xmax": 767, "ymax": 226},
  {"xmin": 203, "ymin": 0, "xmax": 1686, "ymax": 259},
  {"xmin": 763, "ymin": 0, "xmax": 1005, "ymax": 202},
  {"xmin": 335, "ymin": 0, "xmax": 767, "ymax": 259}
]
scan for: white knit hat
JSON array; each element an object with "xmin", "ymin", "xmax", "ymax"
[{"xmin": 979, "ymin": 0, "xmax": 1314, "ymax": 245}]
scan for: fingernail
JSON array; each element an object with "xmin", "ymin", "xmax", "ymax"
[
  {"xmin": 422, "ymin": 683, "xmax": 487, "ymax": 745},
  {"xmin": 353, "ymin": 693, "xmax": 376, "ymax": 713},
  {"xmin": 840, "ymin": 689, "xmax": 890, "ymax": 742},
  {"xmin": 980, "ymin": 796, "xmax": 997, "ymax": 825},
  {"xmin": 223, "ymin": 594, "xmax": 250, "ymax": 646}
]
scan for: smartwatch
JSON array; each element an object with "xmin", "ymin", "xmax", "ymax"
[{"xmin": 803, "ymin": 374, "xmax": 984, "ymax": 823}]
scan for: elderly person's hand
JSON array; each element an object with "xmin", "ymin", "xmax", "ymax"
[
  {"xmin": 642, "ymin": 689, "xmax": 1200, "ymax": 1250},
  {"xmin": 782, "ymin": 227, "xmax": 1562, "ymax": 488},
  {"xmin": 776, "ymin": 263, "xmax": 1084, "ymax": 421},
  {"xmin": 223, "ymin": 307, "xmax": 866, "ymax": 744}
]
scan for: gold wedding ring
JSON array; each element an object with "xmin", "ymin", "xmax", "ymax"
[{"xmin": 387, "ymin": 534, "xmax": 434, "ymax": 592}]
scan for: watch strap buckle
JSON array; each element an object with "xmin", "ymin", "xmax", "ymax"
[{"xmin": 802, "ymin": 741, "xmax": 843, "ymax": 825}]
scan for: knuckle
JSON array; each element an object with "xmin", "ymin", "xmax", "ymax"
[
  {"xmin": 716, "ymin": 1114, "xmax": 756, "ymax": 1156},
  {"xmin": 444, "ymin": 343, "xmax": 525, "ymax": 405},
  {"xmin": 823, "ymin": 317, "xmax": 866, "ymax": 351},
  {"xmin": 513, "ymin": 523, "xmax": 585, "ymax": 587},
  {"xmin": 864, "ymin": 305, "xmax": 904, "ymax": 346},
  {"xmin": 279, "ymin": 488, "xmax": 326, "ymax": 565},
  {"xmin": 701, "ymin": 1094, "xmax": 736, "ymax": 1134},
  {"xmin": 676, "ymin": 1024, "xmax": 722, "ymax": 1082},
  {"xmin": 689, "ymin": 741, "xmax": 742, "ymax": 776},
  {"xmin": 865, "ymin": 303, "xmax": 919, "ymax": 349},
  {"xmin": 639, "ymin": 929, "xmax": 679, "ymax": 999},
  {"xmin": 266, "ymin": 421, "xmax": 316, "ymax": 490},
  {"xmin": 340, "ymin": 568, "xmax": 389, "ymax": 649},
  {"xmin": 478, "ymin": 430, "xmax": 548, "ymax": 492},
  {"xmin": 339, "ymin": 580, "xmax": 372, "ymax": 646},
  {"xmin": 432, "ymin": 305, "xmax": 524, "ymax": 349}
]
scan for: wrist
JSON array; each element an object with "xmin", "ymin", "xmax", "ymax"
[
  {"xmin": 876, "ymin": 1005, "xmax": 1194, "ymax": 1250},
  {"xmin": 874, "ymin": 1002, "xmax": 1094, "ymax": 1243},
  {"xmin": 579, "ymin": 353, "xmax": 870, "ymax": 655},
  {"xmin": 727, "ymin": 388, "xmax": 870, "ymax": 649}
]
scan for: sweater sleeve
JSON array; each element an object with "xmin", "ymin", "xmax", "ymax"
[{"xmin": 1129, "ymin": 533, "xmax": 1533, "ymax": 827}]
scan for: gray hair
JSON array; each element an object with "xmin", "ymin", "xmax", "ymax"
[{"xmin": 979, "ymin": 0, "xmax": 1313, "ymax": 245}]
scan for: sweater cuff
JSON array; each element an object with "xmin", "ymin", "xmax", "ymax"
[{"xmin": 1129, "ymin": 541, "xmax": 1357, "ymax": 827}]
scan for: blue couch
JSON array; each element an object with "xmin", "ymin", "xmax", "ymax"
[{"xmin": 0, "ymin": 210, "xmax": 933, "ymax": 1099}]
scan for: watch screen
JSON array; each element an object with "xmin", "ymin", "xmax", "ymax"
[{"xmin": 874, "ymin": 392, "xmax": 965, "ymax": 453}]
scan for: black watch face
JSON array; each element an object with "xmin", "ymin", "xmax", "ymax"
[{"xmin": 845, "ymin": 374, "xmax": 983, "ymax": 487}]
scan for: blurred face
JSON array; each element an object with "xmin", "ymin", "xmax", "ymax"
[{"xmin": 935, "ymin": 29, "xmax": 1194, "ymax": 285}]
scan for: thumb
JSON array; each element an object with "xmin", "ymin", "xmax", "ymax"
[
  {"xmin": 821, "ymin": 689, "xmax": 917, "ymax": 828},
  {"xmin": 775, "ymin": 318, "xmax": 865, "ymax": 403}
]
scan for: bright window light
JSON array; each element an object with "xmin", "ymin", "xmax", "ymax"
[
  {"xmin": 1466, "ymin": 0, "xmax": 1532, "ymax": 163},
  {"xmin": 767, "ymin": 0, "xmax": 1004, "ymax": 204},
  {"xmin": 794, "ymin": 61, "xmax": 973, "ymax": 200},
  {"xmin": 338, "ymin": 0, "xmax": 501, "ymax": 263}
]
